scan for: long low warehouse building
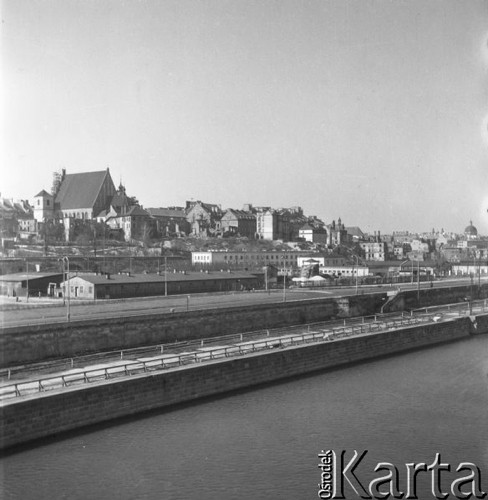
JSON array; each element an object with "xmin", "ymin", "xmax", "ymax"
[
  {"xmin": 62, "ymin": 271, "xmax": 264, "ymax": 299},
  {"xmin": 0, "ymin": 272, "xmax": 64, "ymax": 297}
]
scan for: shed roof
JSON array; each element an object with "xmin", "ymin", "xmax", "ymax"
[
  {"xmin": 0, "ymin": 272, "xmax": 63, "ymax": 282},
  {"xmin": 66, "ymin": 271, "xmax": 263, "ymax": 285},
  {"xmin": 146, "ymin": 208, "xmax": 187, "ymax": 218}
]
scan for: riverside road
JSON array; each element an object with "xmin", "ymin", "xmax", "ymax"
[{"xmin": 0, "ymin": 277, "xmax": 482, "ymax": 328}]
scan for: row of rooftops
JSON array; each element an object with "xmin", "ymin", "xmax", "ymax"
[
  {"xmin": 0, "ymin": 258, "xmax": 446, "ymax": 285},
  {"xmin": 0, "ymin": 198, "xmax": 32, "ymax": 217},
  {"xmin": 5, "ymin": 169, "xmax": 484, "ymax": 240},
  {"xmin": 0, "ymin": 270, "xmax": 263, "ymax": 285}
]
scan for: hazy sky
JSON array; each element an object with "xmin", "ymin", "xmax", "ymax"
[{"xmin": 2, "ymin": 0, "xmax": 487, "ymax": 234}]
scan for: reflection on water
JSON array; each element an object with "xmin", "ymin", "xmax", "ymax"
[{"xmin": 1, "ymin": 336, "xmax": 487, "ymax": 500}]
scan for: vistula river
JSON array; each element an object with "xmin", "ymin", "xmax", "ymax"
[{"xmin": 1, "ymin": 335, "xmax": 487, "ymax": 500}]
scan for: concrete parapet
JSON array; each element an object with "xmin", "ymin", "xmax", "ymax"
[
  {"xmin": 383, "ymin": 284, "xmax": 488, "ymax": 313},
  {"xmin": 469, "ymin": 313, "xmax": 488, "ymax": 334}
]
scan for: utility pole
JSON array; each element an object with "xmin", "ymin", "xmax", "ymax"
[
  {"xmin": 354, "ymin": 255, "xmax": 359, "ymax": 295},
  {"xmin": 26, "ymin": 258, "xmax": 29, "ymax": 303},
  {"xmin": 164, "ymin": 255, "xmax": 168, "ymax": 297},
  {"xmin": 417, "ymin": 260, "xmax": 420, "ymax": 302},
  {"xmin": 470, "ymin": 272, "xmax": 473, "ymax": 315},
  {"xmin": 282, "ymin": 256, "xmax": 286, "ymax": 303},
  {"xmin": 62, "ymin": 256, "xmax": 71, "ymax": 322}
]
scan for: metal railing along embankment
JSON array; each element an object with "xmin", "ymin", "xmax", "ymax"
[
  {"xmin": 0, "ymin": 313, "xmax": 437, "ymax": 401},
  {"xmin": 0, "ymin": 310, "xmax": 427, "ymax": 383}
]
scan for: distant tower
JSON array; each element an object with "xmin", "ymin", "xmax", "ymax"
[
  {"xmin": 51, "ymin": 169, "xmax": 66, "ymax": 197},
  {"xmin": 464, "ymin": 220, "xmax": 478, "ymax": 240},
  {"xmin": 33, "ymin": 190, "xmax": 54, "ymax": 222}
]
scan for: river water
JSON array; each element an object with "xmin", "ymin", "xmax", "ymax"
[{"xmin": 1, "ymin": 335, "xmax": 488, "ymax": 500}]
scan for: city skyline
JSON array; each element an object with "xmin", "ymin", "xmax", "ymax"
[{"xmin": 2, "ymin": 0, "xmax": 487, "ymax": 234}]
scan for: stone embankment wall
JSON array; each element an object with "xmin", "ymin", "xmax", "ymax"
[
  {"xmin": 0, "ymin": 294, "xmax": 385, "ymax": 367},
  {"xmin": 385, "ymin": 284, "xmax": 488, "ymax": 312},
  {"xmin": 1, "ymin": 284, "xmax": 485, "ymax": 368},
  {"xmin": 471, "ymin": 313, "xmax": 488, "ymax": 334},
  {"xmin": 0, "ymin": 315, "xmax": 479, "ymax": 450}
]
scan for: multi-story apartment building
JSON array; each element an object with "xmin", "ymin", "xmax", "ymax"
[
  {"xmin": 319, "ymin": 264, "xmax": 370, "ymax": 278},
  {"xmin": 220, "ymin": 209, "xmax": 256, "ymax": 238},
  {"xmin": 0, "ymin": 198, "xmax": 35, "ymax": 239},
  {"xmin": 145, "ymin": 207, "xmax": 189, "ymax": 236},
  {"xmin": 186, "ymin": 200, "xmax": 223, "ymax": 237},
  {"xmin": 298, "ymin": 223, "xmax": 327, "ymax": 244},
  {"xmin": 326, "ymin": 218, "xmax": 350, "ymax": 246},
  {"xmin": 360, "ymin": 241, "xmax": 388, "ymax": 261},
  {"xmin": 392, "ymin": 245, "xmax": 405, "ymax": 259},
  {"xmin": 105, "ymin": 205, "xmax": 151, "ymax": 241},
  {"xmin": 255, "ymin": 209, "xmax": 291, "ymax": 241},
  {"xmin": 192, "ymin": 250, "xmax": 321, "ymax": 270}
]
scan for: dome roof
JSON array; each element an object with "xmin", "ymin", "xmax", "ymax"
[{"xmin": 464, "ymin": 220, "xmax": 478, "ymax": 236}]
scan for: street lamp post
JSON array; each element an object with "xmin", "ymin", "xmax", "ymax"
[
  {"xmin": 164, "ymin": 255, "xmax": 168, "ymax": 297},
  {"xmin": 417, "ymin": 260, "xmax": 420, "ymax": 303},
  {"xmin": 281, "ymin": 256, "xmax": 287, "ymax": 303},
  {"xmin": 474, "ymin": 254, "xmax": 481, "ymax": 294},
  {"xmin": 26, "ymin": 257, "xmax": 29, "ymax": 303},
  {"xmin": 62, "ymin": 256, "xmax": 71, "ymax": 322},
  {"xmin": 352, "ymin": 255, "xmax": 359, "ymax": 295},
  {"xmin": 283, "ymin": 266, "xmax": 286, "ymax": 303},
  {"xmin": 470, "ymin": 271, "xmax": 474, "ymax": 315}
]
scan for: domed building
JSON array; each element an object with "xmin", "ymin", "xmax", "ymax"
[{"xmin": 464, "ymin": 220, "xmax": 478, "ymax": 240}]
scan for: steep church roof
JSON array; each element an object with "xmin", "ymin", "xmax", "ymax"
[{"xmin": 55, "ymin": 170, "xmax": 112, "ymax": 210}]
